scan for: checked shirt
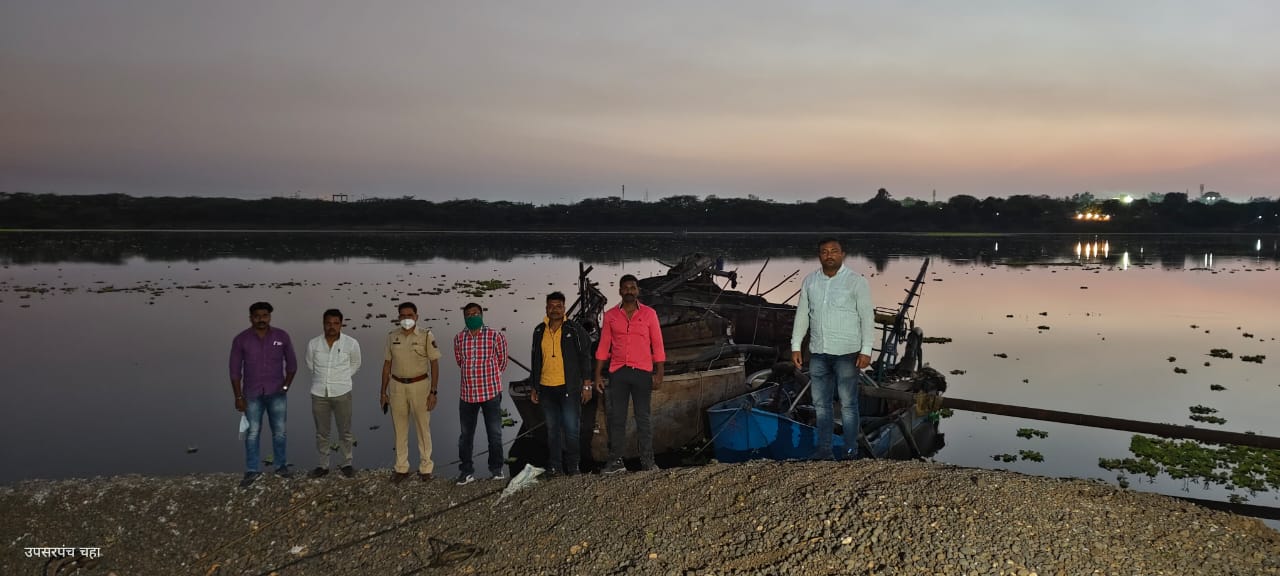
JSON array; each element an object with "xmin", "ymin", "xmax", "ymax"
[{"xmin": 453, "ymin": 326, "xmax": 509, "ymax": 403}]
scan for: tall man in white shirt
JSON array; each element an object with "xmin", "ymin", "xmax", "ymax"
[
  {"xmin": 306, "ymin": 308, "xmax": 362, "ymax": 478},
  {"xmin": 791, "ymin": 238, "xmax": 875, "ymax": 460}
]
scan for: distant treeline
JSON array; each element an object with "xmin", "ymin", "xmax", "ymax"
[{"xmin": 2, "ymin": 190, "xmax": 1278, "ymax": 232}]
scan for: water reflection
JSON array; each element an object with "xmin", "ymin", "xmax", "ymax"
[
  {"xmin": 2, "ymin": 231, "xmax": 1279, "ymax": 267},
  {"xmin": 2, "ymin": 232, "xmax": 1279, "ymax": 520}
]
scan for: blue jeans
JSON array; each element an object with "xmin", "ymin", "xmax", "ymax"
[
  {"xmin": 245, "ymin": 391, "xmax": 288, "ymax": 473},
  {"xmin": 539, "ymin": 386, "xmax": 581, "ymax": 474},
  {"xmin": 810, "ymin": 353, "xmax": 859, "ymax": 460},
  {"xmin": 459, "ymin": 393, "xmax": 505, "ymax": 476}
]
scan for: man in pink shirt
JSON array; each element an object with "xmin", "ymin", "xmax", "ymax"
[{"xmin": 593, "ymin": 274, "xmax": 666, "ymax": 473}]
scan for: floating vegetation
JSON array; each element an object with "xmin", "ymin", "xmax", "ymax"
[
  {"xmin": 1210, "ymin": 384, "xmax": 1226, "ymax": 391},
  {"xmin": 1099, "ymin": 435, "xmax": 1280, "ymax": 494},
  {"xmin": 1016, "ymin": 428, "xmax": 1049, "ymax": 439},
  {"xmin": 1243, "ymin": 333, "xmax": 1255, "ymax": 338},
  {"xmin": 1190, "ymin": 414, "xmax": 1227, "ymax": 425},
  {"xmin": 1036, "ymin": 325, "xmax": 1050, "ymax": 330},
  {"xmin": 452, "ymin": 279, "xmax": 513, "ymax": 298},
  {"xmin": 1209, "ymin": 349, "xmax": 1233, "ymax": 359},
  {"xmin": 993, "ymin": 353, "xmax": 1008, "ymax": 359},
  {"xmin": 1241, "ymin": 354, "xmax": 1265, "ymax": 364},
  {"xmin": 921, "ymin": 336, "xmax": 952, "ymax": 344},
  {"xmin": 992, "ymin": 453, "xmax": 1018, "ymax": 463},
  {"xmin": 1173, "ymin": 367, "xmax": 1187, "ymax": 374},
  {"xmin": 948, "ymin": 369, "xmax": 966, "ymax": 375},
  {"xmin": 1018, "ymin": 450, "xmax": 1044, "ymax": 462},
  {"xmin": 1167, "ymin": 356, "xmax": 1176, "ymax": 362},
  {"xmin": 1038, "ymin": 312, "xmax": 1048, "ymax": 316},
  {"xmin": 934, "ymin": 408, "xmax": 954, "ymax": 419},
  {"xmin": 1188, "ymin": 405, "xmax": 1218, "ymax": 415}
]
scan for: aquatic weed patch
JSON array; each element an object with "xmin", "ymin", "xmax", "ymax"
[{"xmin": 1099, "ymin": 435, "xmax": 1280, "ymax": 495}]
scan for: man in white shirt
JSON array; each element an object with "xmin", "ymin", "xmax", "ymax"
[
  {"xmin": 306, "ymin": 308, "xmax": 362, "ymax": 478},
  {"xmin": 791, "ymin": 238, "xmax": 875, "ymax": 460}
]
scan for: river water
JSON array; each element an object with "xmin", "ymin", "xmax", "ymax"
[{"xmin": 1, "ymin": 231, "xmax": 1277, "ymax": 515}]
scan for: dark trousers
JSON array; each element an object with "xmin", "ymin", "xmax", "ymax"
[
  {"xmin": 458, "ymin": 393, "xmax": 505, "ymax": 476},
  {"xmin": 539, "ymin": 386, "xmax": 581, "ymax": 474},
  {"xmin": 606, "ymin": 367, "xmax": 653, "ymax": 466}
]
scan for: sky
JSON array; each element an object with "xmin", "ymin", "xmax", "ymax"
[{"xmin": 2, "ymin": 1, "xmax": 1278, "ymax": 203}]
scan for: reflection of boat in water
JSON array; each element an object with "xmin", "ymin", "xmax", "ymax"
[{"xmin": 508, "ymin": 255, "xmax": 944, "ymax": 471}]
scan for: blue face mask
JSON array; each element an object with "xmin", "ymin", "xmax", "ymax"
[{"xmin": 465, "ymin": 315, "xmax": 483, "ymax": 330}]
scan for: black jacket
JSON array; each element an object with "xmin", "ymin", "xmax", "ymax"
[{"xmin": 530, "ymin": 319, "xmax": 593, "ymax": 399}]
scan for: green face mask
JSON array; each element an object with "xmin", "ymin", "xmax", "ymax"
[{"xmin": 464, "ymin": 315, "xmax": 484, "ymax": 330}]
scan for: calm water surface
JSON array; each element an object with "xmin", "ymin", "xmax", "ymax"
[{"xmin": 1, "ymin": 232, "xmax": 1278, "ymax": 517}]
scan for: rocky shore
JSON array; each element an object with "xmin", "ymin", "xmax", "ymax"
[{"xmin": 4, "ymin": 460, "xmax": 1279, "ymax": 575}]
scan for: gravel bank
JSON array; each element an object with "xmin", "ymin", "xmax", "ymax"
[{"xmin": 4, "ymin": 460, "xmax": 1278, "ymax": 575}]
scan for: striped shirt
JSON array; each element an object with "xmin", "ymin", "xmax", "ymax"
[
  {"xmin": 453, "ymin": 326, "xmax": 508, "ymax": 403},
  {"xmin": 791, "ymin": 264, "xmax": 876, "ymax": 356}
]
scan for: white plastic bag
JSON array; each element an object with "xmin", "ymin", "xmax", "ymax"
[
  {"xmin": 238, "ymin": 414, "xmax": 249, "ymax": 439},
  {"xmin": 496, "ymin": 463, "xmax": 544, "ymax": 504}
]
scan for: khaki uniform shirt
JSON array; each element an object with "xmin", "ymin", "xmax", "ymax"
[{"xmin": 384, "ymin": 327, "xmax": 442, "ymax": 382}]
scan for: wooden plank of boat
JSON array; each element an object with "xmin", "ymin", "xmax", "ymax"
[
  {"xmin": 859, "ymin": 385, "xmax": 1280, "ymax": 450},
  {"xmin": 590, "ymin": 364, "xmax": 747, "ymax": 462}
]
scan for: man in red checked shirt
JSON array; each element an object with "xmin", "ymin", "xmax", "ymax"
[
  {"xmin": 594, "ymin": 274, "xmax": 666, "ymax": 474},
  {"xmin": 452, "ymin": 302, "xmax": 509, "ymax": 485}
]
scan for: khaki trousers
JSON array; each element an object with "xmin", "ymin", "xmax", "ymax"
[
  {"xmin": 390, "ymin": 379, "xmax": 433, "ymax": 474},
  {"xmin": 311, "ymin": 392, "xmax": 353, "ymax": 468}
]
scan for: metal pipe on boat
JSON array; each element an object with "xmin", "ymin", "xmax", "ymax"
[
  {"xmin": 860, "ymin": 385, "xmax": 1280, "ymax": 450},
  {"xmin": 757, "ymin": 270, "xmax": 799, "ymax": 298},
  {"xmin": 507, "ymin": 355, "xmax": 532, "ymax": 373}
]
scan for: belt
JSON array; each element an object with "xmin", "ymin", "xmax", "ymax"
[{"xmin": 392, "ymin": 373, "xmax": 429, "ymax": 384}]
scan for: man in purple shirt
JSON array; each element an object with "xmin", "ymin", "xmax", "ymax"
[{"xmin": 229, "ymin": 301, "xmax": 298, "ymax": 487}]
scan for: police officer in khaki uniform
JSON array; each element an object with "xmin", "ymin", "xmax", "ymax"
[{"xmin": 380, "ymin": 301, "xmax": 442, "ymax": 482}]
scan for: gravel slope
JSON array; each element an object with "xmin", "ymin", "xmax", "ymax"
[{"xmin": 4, "ymin": 460, "xmax": 1279, "ymax": 575}]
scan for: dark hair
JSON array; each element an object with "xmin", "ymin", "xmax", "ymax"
[
  {"xmin": 619, "ymin": 274, "xmax": 639, "ymax": 286},
  {"xmin": 546, "ymin": 291, "xmax": 566, "ymax": 303},
  {"xmin": 462, "ymin": 302, "xmax": 483, "ymax": 314},
  {"xmin": 249, "ymin": 301, "xmax": 273, "ymax": 314},
  {"xmin": 818, "ymin": 237, "xmax": 843, "ymax": 250},
  {"xmin": 323, "ymin": 308, "xmax": 343, "ymax": 321},
  {"xmin": 397, "ymin": 302, "xmax": 417, "ymax": 314}
]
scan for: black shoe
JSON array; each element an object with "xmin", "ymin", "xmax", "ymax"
[
  {"xmin": 308, "ymin": 467, "xmax": 329, "ymax": 479},
  {"xmin": 339, "ymin": 465, "xmax": 355, "ymax": 478},
  {"xmin": 640, "ymin": 462, "xmax": 657, "ymax": 472},
  {"xmin": 239, "ymin": 472, "xmax": 261, "ymax": 488},
  {"xmin": 602, "ymin": 460, "xmax": 627, "ymax": 475},
  {"xmin": 418, "ymin": 472, "xmax": 433, "ymax": 482},
  {"xmin": 391, "ymin": 472, "xmax": 410, "ymax": 484},
  {"xmin": 544, "ymin": 467, "xmax": 560, "ymax": 479},
  {"xmin": 275, "ymin": 465, "xmax": 294, "ymax": 479}
]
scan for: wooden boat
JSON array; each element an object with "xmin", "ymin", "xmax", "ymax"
[
  {"xmin": 508, "ymin": 258, "xmax": 794, "ymax": 471},
  {"xmin": 705, "ymin": 365, "xmax": 946, "ymax": 462}
]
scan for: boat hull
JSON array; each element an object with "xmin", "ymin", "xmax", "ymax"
[
  {"xmin": 706, "ymin": 383, "xmax": 942, "ymax": 462},
  {"xmin": 509, "ymin": 364, "xmax": 750, "ymax": 470}
]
